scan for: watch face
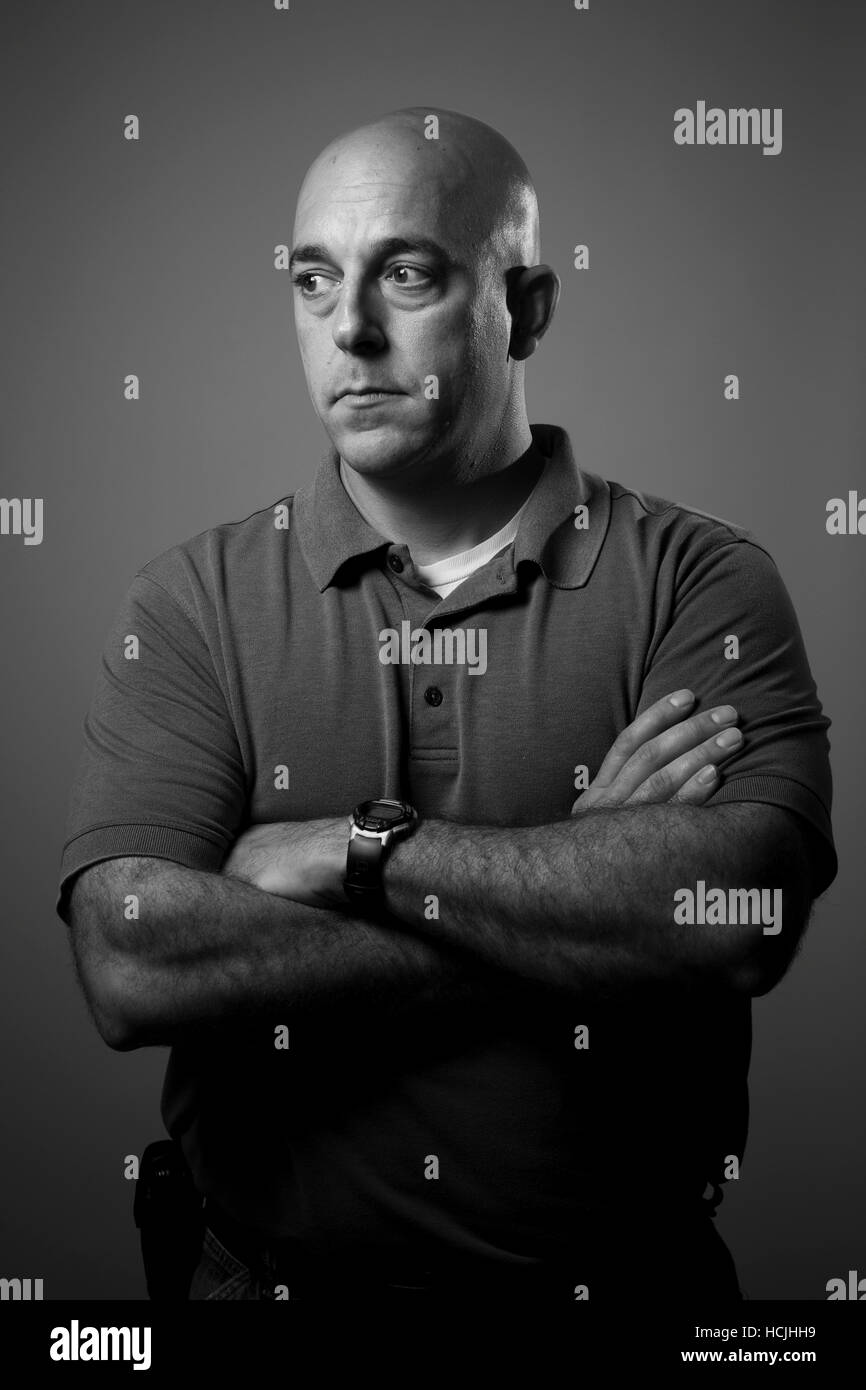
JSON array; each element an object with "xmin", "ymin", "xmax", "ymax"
[{"xmin": 356, "ymin": 799, "xmax": 412, "ymax": 831}]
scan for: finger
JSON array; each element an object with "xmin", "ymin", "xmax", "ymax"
[
  {"xmin": 667, "ymin": 763, "xmax": 725, "ymax": 805},
  {"xmin": 604, "ymin": 709, "xmax": 740, "ymax": 802},
  {"xmin": 622, "ymin": 726, "xmax": 744, "ymax": 805},
  {"xmin": 590, "ymin": 689, "xmax": 697, "ymax": 789}
]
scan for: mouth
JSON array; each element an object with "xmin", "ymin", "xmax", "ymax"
[
  {"xmin": 337, "ymin": 387, "xmax": 404, "ymax": 399},
  {"xmin": 336, "ymin": 388, "xmax": 406, "ymax": 407}
]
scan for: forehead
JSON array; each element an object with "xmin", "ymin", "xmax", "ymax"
[{"xmin": 293, "ymin": 138, "xmax": 473, "ymax": 259}]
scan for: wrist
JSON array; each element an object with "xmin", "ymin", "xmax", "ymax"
[{"xmin": 381, "ymin": 822, "xmax": 426, "ymax": 924}]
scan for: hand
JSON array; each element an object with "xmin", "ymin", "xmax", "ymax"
[
  {"xmin": 572, "ymin": 689, "xmax": 742, "ymax": 813},
  {"xmin": 220, "ymin": 817, "xmax": 349, "ymax": 908}
]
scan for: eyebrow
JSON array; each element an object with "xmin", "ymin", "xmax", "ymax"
[{"xmin": 288, "ymin": 235, "xmax": 453, "ymax": 274}]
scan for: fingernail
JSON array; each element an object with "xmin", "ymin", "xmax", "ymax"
[
  {"xmin": 710, "ymin": 705, "xmax": 738, "ymax": 725},
  {"xmin": 669, "ymin": 690, "xmax": 694, "ymax": 707},
  {"xmin": 716, "ymin": 728, "xmax": 742, "ymax": 748},
  {"xmin": 697, "ymin": 764, "xmax": 718, "ymax": 783}
]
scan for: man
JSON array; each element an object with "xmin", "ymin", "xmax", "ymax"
[{"xmin": 57, "ymin": 108, "xmax": 836, "ymax": 1303}]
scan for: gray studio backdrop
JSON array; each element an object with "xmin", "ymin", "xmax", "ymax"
[{"xmin": 1, "ymin": 0, "xmax": 863, "ymax": 1299}]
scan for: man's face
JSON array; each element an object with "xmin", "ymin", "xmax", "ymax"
[{"xmin": 291, "ymin": 137, "xmax": 516, "ymax": 480}]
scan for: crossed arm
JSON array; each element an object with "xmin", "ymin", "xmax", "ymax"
[
  {"xmin": 382, "ymin": 800, "xmax": 812, "ymax": 998},
  {"xmin": 67, "ymin": 691, "xmax": 818, "ymax": 1050}
]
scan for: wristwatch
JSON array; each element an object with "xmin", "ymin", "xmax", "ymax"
[{"xmin": 344, "ymin": 798, "xmax": 418, "ymax": 909}]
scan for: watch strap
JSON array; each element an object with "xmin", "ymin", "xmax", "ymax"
[{"xmin": 344, "ymin": 830, "xmax": 386, "ymax": 903}]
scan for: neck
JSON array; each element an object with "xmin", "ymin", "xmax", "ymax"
[{"xmin": 338, "ymin": 424, "xmax": 543, "ymax": 565}]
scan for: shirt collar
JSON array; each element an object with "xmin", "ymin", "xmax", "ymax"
[{"xmin": 293, "ymin": 422, "xmax": 610, "ymax": 593}]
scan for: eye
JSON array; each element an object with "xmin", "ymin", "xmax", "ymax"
[
  {"xmin": 292, "ymin": 272, "xmax": 336, "ymax": 297},
  {"xmin": 385, "ymin": 264, "xmax": 432, "ymax": 288}
]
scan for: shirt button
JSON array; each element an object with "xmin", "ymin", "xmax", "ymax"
[
  {"xmin": 388, "ymin": 554, "xmax": 404, "ymax": 573},
  {"xmin": 424, "ymin": 686, "xmax": 443, "ymax": 707}
]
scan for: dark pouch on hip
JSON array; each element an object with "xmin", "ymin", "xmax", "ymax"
[{"xmin": 133, "ymin": 1139, "xmax": 205, "ymax": 1301}]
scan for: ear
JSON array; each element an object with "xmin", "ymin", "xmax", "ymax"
[{"xmin": 506, "ymin": 265, "xmax": 561, "ymax": 361}]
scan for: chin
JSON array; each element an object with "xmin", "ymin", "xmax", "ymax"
[{"xmin": 331, "ymin": 423, "xmax": 438, "ymax": 477}]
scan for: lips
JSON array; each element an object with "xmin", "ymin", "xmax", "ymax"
[{"xmin": 336, "ymin": 386, "xmax": 404, "ymax": 399}]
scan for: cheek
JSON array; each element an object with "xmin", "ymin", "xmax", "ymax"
[
  {"xmin": 406, "ymin": 311, "xmax": 507, "ymax": 415},
  {"xmin": 402, "ymin": 306, "xmax": 487, "ymax": 381},
  {"xmin": 294, "ymin": 324, "xmax": 326, "ymax": 388},
  {"xmin": 471, "ymin": 292, "xmax": 512, "ymax": 359},
  {"xmin": 455, "ymin": 305, "xmax": 512, "ymax": 405}
]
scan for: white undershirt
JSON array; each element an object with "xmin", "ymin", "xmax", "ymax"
[{"xmin": 412, "ymin": 500, "xmax": 530, "ymax": 599}]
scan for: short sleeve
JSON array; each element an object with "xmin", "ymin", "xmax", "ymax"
[
  {"xmin": 636, "ymin": 537, "xmax": 837, "ymax": 896},
  {"xmin": 56, "ymin": 572, "xmax": 248, "ymax": 922}
]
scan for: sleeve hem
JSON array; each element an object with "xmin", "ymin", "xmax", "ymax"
[
  {"xmin": 55, "ymin": 822, "xmax": 228, "ymax": 924},
  {"xmin": 708, "ymin": 774, "xmax": 837, "ymax": 895}
]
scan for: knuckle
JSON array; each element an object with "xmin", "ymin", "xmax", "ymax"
[
  {"xmin": 669, "ymin": 715, "xmax": 704, "ymax": 746},
  {"xmin": 635, "ymin": 769, "xmax": 671, "ymax": 801},
  {"xmin": 630, "ymin": 740, "xmax": 658, "ymax": 771}
]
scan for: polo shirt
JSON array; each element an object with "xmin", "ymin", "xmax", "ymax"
[
  {"xmin": 56, "ymin": 422, "xmax": 836, "ymax": 1267},
  {"xmin": 412, "ymin": 492, "xmax": 532, "ymax": 597}
]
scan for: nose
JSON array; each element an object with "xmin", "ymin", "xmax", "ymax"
[{"xmin": 331, "ymin": 278, "xmax": 386, "ymax": 354}]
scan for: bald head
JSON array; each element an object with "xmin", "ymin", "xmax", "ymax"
[
  {"xmin": 296, "ymin": 106, "xmax": 540, "ymax": 275},
  {"xmin": 290, "ymin": 106, "xmax": 559, "ymax": 485}
]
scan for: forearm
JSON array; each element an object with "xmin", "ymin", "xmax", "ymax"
[
  {"xmin": 383, "ymin": 803, "xmax": 810, "ymax": 995},
  {"xmin": 71, "ymin": 858, "xmax": 519, "ymax": 1050}
]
